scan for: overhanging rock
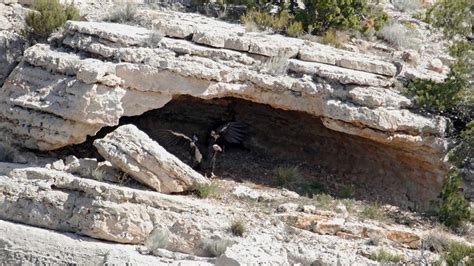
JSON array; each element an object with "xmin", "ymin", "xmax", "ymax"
[{"xmin": 0, "ymin": 11, "xmax": 450, "ymax": 208}]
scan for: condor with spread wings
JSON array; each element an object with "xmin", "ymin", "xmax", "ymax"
[
  {"xmin": 157, "ymin": 129, "xmax": 203, "ymax": 168},
  {"xmin": 209, "ymin": 121, "xmax": 247, "ymax": 148}
]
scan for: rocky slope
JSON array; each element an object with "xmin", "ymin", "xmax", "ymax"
[
  {"xmin": 0, "ymin": 10, "xmax": 449, "ymax": 208},
  {"xmin": 0, "ymin": 1, "xmax": 472, "ymax": 265}
]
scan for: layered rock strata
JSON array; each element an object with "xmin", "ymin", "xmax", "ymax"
[{"xmin": 0, "ymin": 11, "xmax": 449, "ymax": 207}]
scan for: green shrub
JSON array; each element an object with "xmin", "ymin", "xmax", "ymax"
[
  {"xmin": 196, "ymin": 182, "xmax": 220, "ymax": 198},
  {"xmin": 442, "ymin": 241, "xmax": 474, "ymax": 266},
  {"xmin": 25, "ymin": 0, "xmax": 80, "ymax": 42},
  {"xmin": 438, "ymin": 169, "xmax": 471, "ymax": 228},
  {"xmin": 295, "ymin": 0, "xmax": 368, "ymax": 34},
  {"xmin": 370, "ymin": 248, "xmax": 402, "ymax": 263},
  {"xmin": 377, "ymin": 22, "xmax": 420, "ymax": 49},
  {"xmin": 425, "ymin": 0, "xmax": 473, "ymax": 39},
  {"xmin": 321, "ymin": 29, "xmax": 342, "ymax": 48},
  {"xmin": 359, "ymin": 202, "xmax": 387, "ymax": 221},
  {"xmin": 273, "ymin": 165, "xmax": 302, "ymax": 187},
  {"xmin": 338, "ymin": 184, "xmax": 355, "ymax": 199},
  {"xmin": 287, "ymin": 21, "xmax": 304, "ymax": 37},
  {"xmin": 240, "ymin": 9, "xmax": 291, "ymax": 33},
  {"xmin": 449, "ymin": 121, "xmax": 474, "ymax": 168},
  {"xmin": 424, "ymin": 231, "xmax": 452, "ymax": 254},
  {"xmin": 313, "ymin": 193, "xmax": 334, "ymax": 208},
  {"xmin": 230, "ymin": 219, "xmax": 246, "ymax": 237}
]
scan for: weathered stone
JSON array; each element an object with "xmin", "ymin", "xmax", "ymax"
[
  {"xmin": 402, "ymin": 49, "xmax": 419, "ymax": 64},
  {"xmin": 299, "ymin": 42, "xmax": 397, "ymax": 76},
  {"xmin": 428, "ymin": 58, "xmax": 443, "ymax": 73},
  {"xmin": 313, "ymin": 218, "xmax": 345, "ymax": 235},
  {"xmin": 277, "ymin": 203, "xmax": 299, "ymax": 213},
  {"xmin": 216, "ymin": 235, "xmax": 290, "ymax": 265},
  {"xmin": 0, "ymin": 219, "xmax": 212, "ymax": 265},
  {"xmin": 387, "ymin": 229, "xmax": 421, "ymax": 249},
  {"xmin": 93, "ymin": 124, "xmax": 209, "ymax": 193},
  {"xmin": 0, "ymin": 31, "xmax": 25, "ymax": 86}
]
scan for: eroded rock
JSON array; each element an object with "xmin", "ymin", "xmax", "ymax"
[{"xmin": 93, "ymin": 124, "xmax": 209, "ymax": 193}]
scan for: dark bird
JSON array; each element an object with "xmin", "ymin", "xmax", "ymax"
[
  {"xmin": 209, "ymin": 121, "xmax": 247, "ymax": 150},
  {"xmin": 157, "ymin": 121, "xmax": 247, "ymax": 178},
  {"xmin": 156, "ymin": 129, "xmax": 203, "ymax": 168}
]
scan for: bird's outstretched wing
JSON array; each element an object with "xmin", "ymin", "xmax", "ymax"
[
  {"xmin": 215, "ymin": 121, "xmax": 247, "ymax": 144},
  {"xmin": 156, "ymin": 129, "xmax": 203, "ymax": 164}
]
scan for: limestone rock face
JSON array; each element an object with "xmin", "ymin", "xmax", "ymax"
[
  {"xmin": 93, "ymin": 124, "xmax": 209, "ymax": 193},
  {"xmin": 0, "ymin": 31, "xmax": 25, "ymax": 86},
  {"xmin": 0, "ymin": 219, "xmax": 212, "ymax": 265},
  {"xmin": 0, "ymin": 11, "xmax": 450, "ymax": 207}
]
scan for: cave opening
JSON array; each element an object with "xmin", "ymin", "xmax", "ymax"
[{"xmin": 52, "ymin": 95, "xmax": 439, "ymax": 210}]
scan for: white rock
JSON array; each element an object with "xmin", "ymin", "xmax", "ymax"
[
  {"xmin": 429, "ymin": 58, "xmax": 443, "ymax": 73},
  {"xmin": 277, "ymin": 203, "xmax": 299, "ymax": 213},
  {"xmin": 93, "ymin": 124, "xmax": 209, "ymax": 193}
]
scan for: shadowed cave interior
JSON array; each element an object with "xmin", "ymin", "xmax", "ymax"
[{"xmin": 53, "ymin": 95, "xmax": 440, "ymax": 211}]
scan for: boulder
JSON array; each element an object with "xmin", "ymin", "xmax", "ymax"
[
  {"xmin": 428, "ymin": 58, "xmax": 444, "ymax": 73},
  {"xmin": 93, "ymin": 124, "xmax": 209, "ymax": 193}
]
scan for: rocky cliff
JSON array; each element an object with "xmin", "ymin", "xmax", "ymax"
[
  {"xmin": 0, "ymin": 9, "xmax": 448, "ymax": 208},
  {"xmin": 0, "ymin": 1, "xmax": 471, "ymax": 265}
]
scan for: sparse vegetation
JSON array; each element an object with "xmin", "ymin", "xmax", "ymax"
[
  {"xmin": 273, "ymin": 165, "xmax": 302, "ymax": 188},
  {"xmin": 0, "ymin": 140, "xmax": 19, "ymax": 163},
  {"xmin": 424, "ymin": 231, "xmax": 453, "ymax": 254},
  {"xmin": 367, "ymin": 234, "xmax": 384, "ymax": 246},
  {"xmin": 205, "ymin": 239, "xmax": 233, "ymax": 257},
  {"xmin": 145, "ymin": 29, "xmax": 163, "ymax": 48},
  {"xmin": 377, "ymin": 22, "xmax": 420, "ymax": 49},
  {"xmin": 263, "ymin": 53, "xmax": 289, "ymax": 75},
  {"xmin": 145, "ymin": 228, "xmax": 169, "ymax": 254},
  {"xmin": 321, "ymin": 29, "xmax": 343, "ymax": 48},
  {"xmin": 442, "ymin": 241, "xmax": 474, "ymax": 266},
  {"xmin": 370, "ymin": 248, "xmax": 402, "ymax": 263},
  {"xmin": 240, "ymin": 9, "xmax": 292, "ymax": 34},
  {"xmin": 196, "ymin": 182, "xmax": 220, "ymax": 198},
  {"xmin": 392, "ymin": 0, "xmax": 422, "ymax": 13},
  {"xmin": 230, "ymin": 219, "xmax": 246, "ymax": 237},
  {"xmin": 338, "ymin": 184, "xmax": 355, "ymax": 199},
  {"xmin": 90, "ymin": 168, "xmax": 106, "ymax": 182},
  {"xmin": 24, "ymin": 0, "xmax": 81, "ymax": 42},
  {"xmin": 359, "ymin": 202, "xmax": 387, "ymax": 221},
  {"xmin": 106, "ymin": 2, "xmax": 138, "ymax": 23},
  {"xmin": 313, "ymin": 193, "xmax": 334, "ymax": 208},
  {"xmin": 286, "ymin": 21, "xmax": 304, "ymax": 37}
]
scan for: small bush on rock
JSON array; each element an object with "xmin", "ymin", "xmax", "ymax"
[
  {"xmin": 106, "ymin": 2, "xmax": 138, "ymax": 23},
  {"xmin": 442, "ymin": 241, "xmax": 474, "ymax": 266},
  {"xmin": 230, "ymin": 219, "xmax": 246, "ymax": 237},
  {"xmin": 321, "ymin": 29, "xmax": 343, "ymax": 48},
  {"xmin": 377, "ymin": 22, "xmax": 420, "ymax": 49},
  {"xmin": 370, "ymin": 248, "xmax": 402, "ymax": 263},
  {"xmin": 286, "ymin": 21, "xmax": 304, "ymax": 37},
  {"xmin": 424, "ymin": 231, "xmax": 453, "ymax": 254},
  {"xmin": 205, "ymin": 239, "xmax": 233, "ymax": 257},
  {"xmin": 393, "ymin": 0, "xmax": 422, "ymax": 12},
  {"xmin": 196, "ymin": 182, "xmax": 220, "ymax": 198},
  {"xmin": 273, "ymin": 165, "xmax": 302, "ymax": 188},
  {"xmin": 25, "ymin": 0, "xmax": 81, "ymax": 42},
  {"xmin": 359, "ymin": 202, "xmax": 387, "ymax": 221}
]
